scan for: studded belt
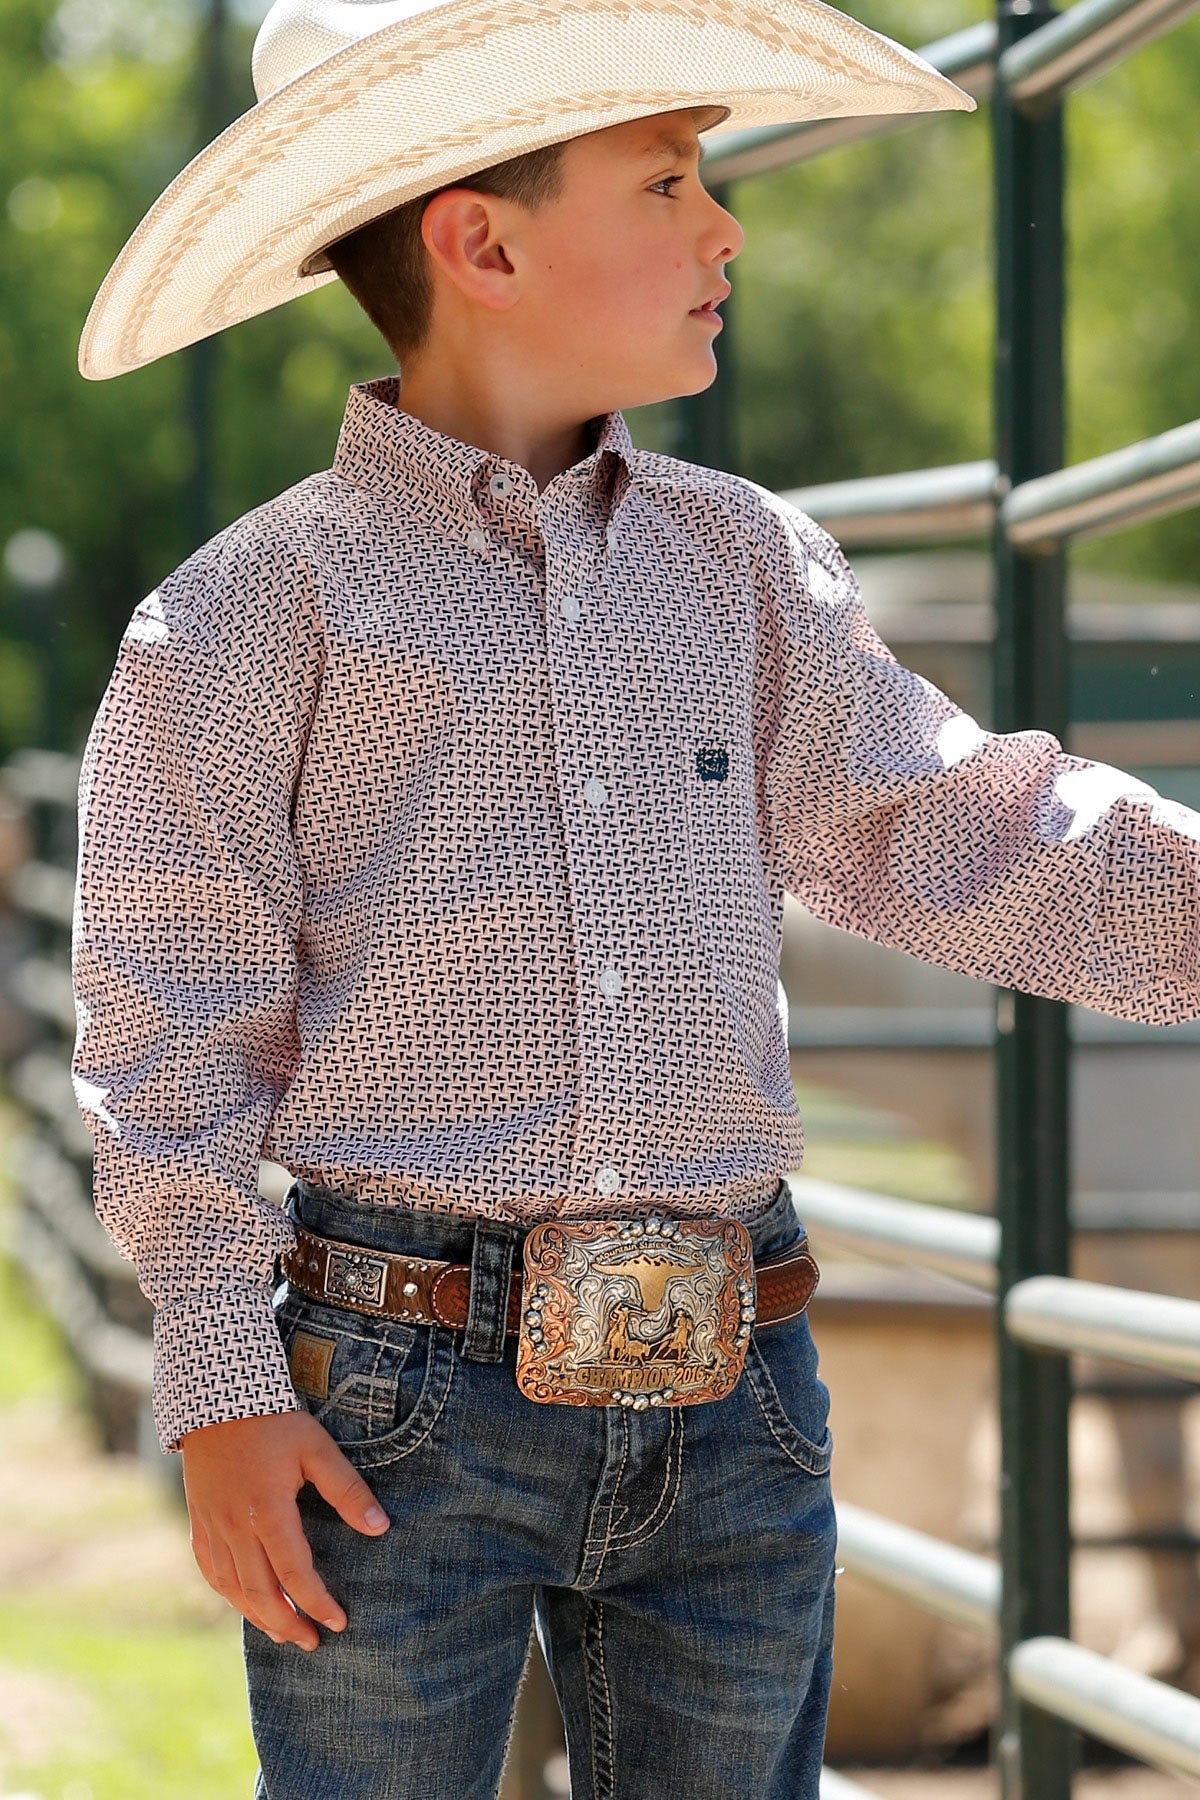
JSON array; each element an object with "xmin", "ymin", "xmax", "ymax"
[{"xmin": 280, "ymin": 1218, "xmax": 819, "ymax": 1343}]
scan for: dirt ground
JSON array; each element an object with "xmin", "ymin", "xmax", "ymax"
[{"xmin": 831, "ymin": 1776, "xmax": 1196, "ymax": 1797}]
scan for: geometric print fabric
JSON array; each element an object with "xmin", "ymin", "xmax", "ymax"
[{"xmin": 71, "ymin": 376, "xmax": 1200, "ymax": 1451}]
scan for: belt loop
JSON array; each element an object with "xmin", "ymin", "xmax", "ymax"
[{"xmin": 461, "ymin": 1222, "xmax": 519, "ymax": 1362}]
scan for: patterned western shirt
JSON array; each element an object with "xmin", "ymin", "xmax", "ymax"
[{"xmin": 72, "ymin": 375, "xmax": 1200, "ymax": 1452}]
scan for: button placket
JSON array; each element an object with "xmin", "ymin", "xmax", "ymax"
[{"xmin": 542, "ymin": 516, "xmax": 631, "ymax": 1206}]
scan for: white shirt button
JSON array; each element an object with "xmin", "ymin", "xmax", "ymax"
[
  {"xmin": 489, "ymin": 471, "xmax": 515, "ymax": 498},
  {"xmin": 560, "ymin": 593, "xmax": 581, "ymax": 623},
  {"xmin": 467, "ymin": 528, "xmax": 489, "ymax": 555},
  {"xmin": 596, "ymin": 1165, "xmax": 622, "ymax": 1196},
  {"xmin": 598, "ymin": 967, "xmax": 624, "ymax": 998},
  {"xmin": 582, "ymin": 777, "xmax": 608, "ymax": 809}
]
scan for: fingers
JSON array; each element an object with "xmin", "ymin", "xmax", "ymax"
[
  {"xmin": 194, "ymin": 1520, "xmax": 331, "ymax": 1650},
  {"xmin": 189, "ymin": 1494, "xmax": 343, "ymax": 1650},
  {"xmin": 231, "ymin": 1536, "xmax": 322, "ymax": 1651},
  {"xmin": 255, "ymin": 1504, "xmax": 348, "ymax": 1638},
  {"xmin": 302, "ymin": 1438, "xmax": 390, "ymax": 1537},
  {"xmin": 202, "ymin": 1529, "xmax": 309, "ymax": 1648},
  {"xmin": 179, "ymin": 1411, "xmax": 389, "ymax": 1651}
]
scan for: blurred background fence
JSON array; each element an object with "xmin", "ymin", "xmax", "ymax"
[{"xmin": 4, "ymin": 0, "xmax": 1200, "ymax": 1796}]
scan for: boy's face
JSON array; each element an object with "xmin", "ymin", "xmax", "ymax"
[{"xmin": 491, "ymin": 108, "xmax": 744, "ymax": 414}]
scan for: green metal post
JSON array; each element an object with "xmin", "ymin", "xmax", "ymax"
[
  {"xmin": 669, "ymin": 183, "xmax": 738, "ymax": 470},
  {"xmin": 992, "ymin": 5, "xmax": 1074, "ymax": 1797},
  {"xmin": 185, "ymin": 0, "xmax": 230, "ymax": 551}
]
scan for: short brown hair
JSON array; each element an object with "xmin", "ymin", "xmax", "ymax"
[{"xmin": 323, "ymin": 140, "xmax": 569, "ymax": 362}]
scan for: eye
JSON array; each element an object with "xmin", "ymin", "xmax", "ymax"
[{"xmin": 649, "ymin": 174, "xmax": 686, "ymax": 197}]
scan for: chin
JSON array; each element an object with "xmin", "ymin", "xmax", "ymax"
[
  {"xmin": 629, "ymin": 355, "xmax": 721, "ymax": 411},
  {"xmin": 671, "ymin": 356, "xmax": 722, "ymax": 400}
]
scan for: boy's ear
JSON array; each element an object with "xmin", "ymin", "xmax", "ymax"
[{"xmin": 420, "ymin": 189, "xmax": 519, "ymax": 313}]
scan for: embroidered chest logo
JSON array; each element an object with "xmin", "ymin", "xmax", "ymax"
[{"xmin": 696, "ymin": 743, "xmax": 729, "ymax": 782}]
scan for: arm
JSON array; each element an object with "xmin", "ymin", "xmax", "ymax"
[
  {"xmin": 72, "ymin": 522, "xmax": 388, "ymax": 1647},
  {"xmin": 749, "ymin": 490, "xmax": 1200, "ymax": 1023},
  {"xmin": 72, "ymin": 522, "xmax": 318, "ymax": 1452}
]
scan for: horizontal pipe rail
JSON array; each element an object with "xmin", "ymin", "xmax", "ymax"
[
  {"xmin": 2, "ymin": 747, "xmax": 81, "ymax": 810},
  {"xmin": 700, "ymin": 22, "xmax": 997, "ymax": 184},
  {"xmin": 780, "ymin": 460, "xmax": 1000, "ymax": 547},
  {"xmin": 790, "ymin": 1178, "xmax": 998, "ymax": 1290},
  {"xmin": 13, "ymin": 1206, "xmax": 152, "ymax": 1391},
  {"xmin": 9, "ymin": 1048, "xmax": 97, "ymax": 1161},
  {"xmin": 1002, "ymin": 416, "xmax": 1200, "ymax": 550},
  {"xmin": 1006, "ymin": 1276, "xmax": 1200, "ymax": 1380},
  {"xmin": 834, "ymin": 1499, "xmax": 1000, "ymax": 1631},
  {"xmin": 1010, "ymin": 1636, "xmax": 1200, "ymax": 1779},
  {"xmin": 778, "ymin": 415, "xmax": 1200, "ymax": 552},
  {"xmin": 819, "ymin": 1771, "xmax": 880, "ymax": 1800},
  {"xmin": 1001, "ymin": 0, "xmax": 1200, "ymax": 108},
  {"xmin": 699, "ymin": 0, "xmax": 1198, "ymax": 187},
  {"xmin": 9, "ymin": 857, "xmax": 75, "ymax": 928},
  {"xmin": 11, "ymin": 954, "xmax": 77, "ymax": 1035},
  {"xmin": 787, "ymin": 1005, "xmax": 1200, "ymax": 1050},
  {"xmin": 13, "ymin": 1133, "xmax": 136, "ymax": 1281}
]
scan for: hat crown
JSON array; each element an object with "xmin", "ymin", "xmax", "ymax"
[{"xmin": 252, "ymin": 0, "xmax": 440, "ymax": 100}]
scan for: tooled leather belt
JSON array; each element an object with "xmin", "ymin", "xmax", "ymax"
[{"xmin": 281, "ymin": 1220, "xmax": 819, "ymax": 1336}]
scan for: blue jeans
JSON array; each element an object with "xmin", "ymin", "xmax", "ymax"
[{"xmin": 244, "ymin": 1179, "xmax": 837, "ymax": 1799}]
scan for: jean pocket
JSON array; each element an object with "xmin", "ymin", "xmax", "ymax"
[
  {"xmin": 275, "ymin": 1289, "xmax": 454, "ymax": 1467},
  {"xmin": 743, "ymin": 1312, "xmax": 833, "ymax": 1476}
]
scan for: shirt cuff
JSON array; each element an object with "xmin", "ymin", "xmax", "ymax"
[{"xmin": 152, "ymin": 1280, "xmax": 301, "ymax": 1455}]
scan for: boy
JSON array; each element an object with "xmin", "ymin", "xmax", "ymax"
[{"xmin": 71, "ymin": 1, "xmax": 1200, "ymax": 1795}]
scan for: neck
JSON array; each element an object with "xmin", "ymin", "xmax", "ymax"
[{"xmin": 394, "ymin": 348, "xmax": 597, "ymax": 495}]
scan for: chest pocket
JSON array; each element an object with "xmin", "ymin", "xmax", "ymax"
[{"xmin": 685, "ymin": 731, "xmax": 781, "ymax": 1086}]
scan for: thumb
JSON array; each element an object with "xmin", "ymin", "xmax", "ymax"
[{"xmin": 304, "ymin": 1437, "xmax": 391, "ymax": 1536}]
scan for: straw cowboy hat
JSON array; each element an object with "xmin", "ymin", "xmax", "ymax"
[{"xmin": 78, "ymin": 0, "xmax": 975, "ymax": 381}]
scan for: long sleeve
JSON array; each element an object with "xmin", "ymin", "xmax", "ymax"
[
  {"xmin": 71, "ymin": 514, "xmax": 324, "ymax": 1452},
  {"xmin": 748, "ymin": 488, "xmax": 1200, "ymax": 1024}
]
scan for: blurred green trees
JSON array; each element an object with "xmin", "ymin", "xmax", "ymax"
[{"xmin": 2, "ymin": 0, "xmax": 1198, "ymax": 754}]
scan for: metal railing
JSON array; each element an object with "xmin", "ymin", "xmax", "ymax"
[
  {"xmin": 1, "ymin": 749, "xmax": 158, "ymax": 1459},
  {"xmin": 691, "ymin": 1, "xmax": 1200, "ymax": 1794},
  {"xmin": 789, "ymin": 1174, "xmax": 1200, "ymax": 1793}
]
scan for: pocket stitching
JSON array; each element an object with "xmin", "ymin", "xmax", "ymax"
[
  {"xmin": 349, "ymin": 1331, "xmax": 457, "ymax": 1471},
  {"xmin": 745, "ymin": 1336, "xmax": 832, "ymax": 1476},
  {"xmin": 279, "ymin": 1295, "xmax": 423, "ymax": 1450}
]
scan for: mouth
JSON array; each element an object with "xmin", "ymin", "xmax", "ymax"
[{"xmin": 690, "ymin": 282, "xmax": 732, "ymax": 319}]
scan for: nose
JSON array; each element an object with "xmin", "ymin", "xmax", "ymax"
[{"xmin": 705, "ymin": 187, "xmax": 745, "ymax": 262}]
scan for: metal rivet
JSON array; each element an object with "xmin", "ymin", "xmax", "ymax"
[{"xmin": 403, "ymin": 1280, "xmax": 418, "ymax": 1296}]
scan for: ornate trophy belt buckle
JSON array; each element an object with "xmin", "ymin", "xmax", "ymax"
[{"xmin": 515, "ymin": 1216, "xmax": 756, "ymax": 1409}]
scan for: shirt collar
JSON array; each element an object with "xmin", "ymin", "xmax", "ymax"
[{"xmin": 331, "ymin": 375, "xmax": 636, "ymax": 524}]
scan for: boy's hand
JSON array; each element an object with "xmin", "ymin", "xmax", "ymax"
[{"xmin": 180, "ymin": 1411, "xmax": 390, "ymax": 1651}]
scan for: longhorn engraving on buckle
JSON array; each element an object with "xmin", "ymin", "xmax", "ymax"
[
  {"xmin": 325, "ymin": 1248, "xmax": 389, "ymax": 1311},
  {"xmin": 516, "ymin": 1217, "xmax": 755, "ymax": 1408}
]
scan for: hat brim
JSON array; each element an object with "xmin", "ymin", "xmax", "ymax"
[{"xmin": 78, "ymin": 0, "xmax": 975, "ymax": 380}]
